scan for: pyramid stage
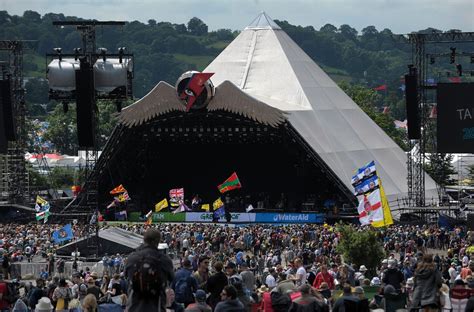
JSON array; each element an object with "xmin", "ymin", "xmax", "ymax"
[{"xmin": 81, "ymin": 13, "xmax": 437, "ymax": 222}]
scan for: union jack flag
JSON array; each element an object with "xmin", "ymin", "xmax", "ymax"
[{"xmin": 169, "ymin": 188, "xmax": 184, "ymax": 199}]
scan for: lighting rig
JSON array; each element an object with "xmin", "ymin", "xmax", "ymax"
[{"xmin": 46, "ymin": 21, "xmax": 134, "ymax": 257}]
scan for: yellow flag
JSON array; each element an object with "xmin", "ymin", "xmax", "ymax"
[
  {"xmin": 213, "ymin": 198, "xmax": 224, "ymax": 209},
  {"xmin": 155, "ymin": 198, "xmax": 168, "ymax": 212},
  {"xmin": 372, "ymin": 181, "xmax": 394, "ymax": 228},
  {"xmin": 36, "ymin": 195, "xmax": 48, "ymax": 205},
  {"xmin": 201, "ymin": 204, "xmax": 210, "ymax": 211}
]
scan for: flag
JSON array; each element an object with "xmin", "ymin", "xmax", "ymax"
[
  {"xmin": 357, "ymin": 189, "xmax": 384, "ymax": 226},
  {"xmin": 36, "ymin": 209, "xmax": 50, "ymax": 222},
  {"xmin": 354, "ymin": 175, "xmax": 379, "ymax": 195},
  {"xmin": 115, "ymin": 210, "xmax": 127, "ymax": 221},
  {"xmin": 201, "ymin": 204, "xmax": 210, "ymax": 211},
  {"xmin": 170, "ymin": 198, "xmax": 180, "ymax": 207},
  {"xmin": 145, "ymin": 210, "xmax": 153, "ymax": 225},
  {"xmin": 117, "ymin": 191, "xmax": 130, "ymax": 202},
  {"xmin": 169, "ymin": 188, "xmax": 184, "ymax": 199},
  {"xmin": 213, "ymin": 198, "xmax": 224, "ymax": 210},
  {"xmin": 214, "ymin": 206, "xmax": 226, "ymax": 219},
  {"xmin": 371, "ymin": 182, "xmax": 394, "ymax": 228},
  {"xmin": 36, "ymin": 195, "xmax": 48, "ymax": 205},
  {"xmin": 155, "ymin": 198, "xmax": 168, "ymax": 212},
  {"xmin": 246, "ymin": 204, "xmax": 254, "ymax": 212},
  {"xmin": 35, "ymin": 203, "xmax": 42, "ymax": 212},
  {"xmin": 351, "ymin": 161, "xmax": 376, "ymax": 186},
  {"xmin": 52, "ymin": 224, "xmax": 74, "ymax": 244},
  {"xmin": 110, "ymin": 184, "xmax": 126, "ymax": 195},
  {"xmin": 218, "ymin": 172, "xmax": 242, "ymax": 193},
  {"xmin": 172, "ymin": 202, "xmax": 191, "ymax": 214},
  {"xmin": 429, "ymin": 105, "xmax": 437, "ymax": 119},
  {"xmin": 374, "ymin": 84, "xmax": 387, "ymax": 91}
]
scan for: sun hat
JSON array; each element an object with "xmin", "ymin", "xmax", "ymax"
[
  {"xmin": 195, "ymin": 289, "xmax": 207, "ymax": 302},
  {"xmin": 353, "ymin": 286, "xmax": 364, "ymax": 295},
  {"xmin": 359, "ymin": 265, "xmax": 367, "ymax": 272},
  {"xmin": 35, "ymin": 297, "xmax": 54, "ymax": 311}
]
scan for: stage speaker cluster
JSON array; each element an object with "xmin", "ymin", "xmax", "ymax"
[
  {"xmin": 75, "ymin": 61, "xmax": 96, "ymax": 148},
  {"xmin": 0, "ymin": 79, "xmax": 16, "ymax": 153},
  {"xmin": 405, "ymin": 72, "xmax": 421, "ymax": 140}
]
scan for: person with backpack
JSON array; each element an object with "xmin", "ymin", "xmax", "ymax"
[
  {"xmin": 52, "ymin": 278, "xmax": 72, "ymax": 312},
  {"xmin": 28, "ymin": 278, "xmax": 46, "ymax": 310},
  {"xmin": 172, "ymin": 259, "xmax": 198, "ymax": 307},
  {"xmin": 125, "ymin": 228, "xmax": 174, "ymax": 312}
]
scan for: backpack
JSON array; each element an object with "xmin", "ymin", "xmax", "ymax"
[
  {"xmin": 271, "ymin": 291, "xmax": 291, "ymax": 312},
  {"xmin": 174, "ymin": 274, "xmax": 191, "ymax": 303},
  {"xmin": 4, "ymin": 282, "xmax": 18, "ymax": 304},
  {"xmin": 131, "ymin": 253, "xmax": 164, "ymax": 300}
]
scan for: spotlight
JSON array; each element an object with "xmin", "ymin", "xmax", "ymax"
[
  {"xmin": 456, "ymin": 64, "xmax": 463, "ymax": 76},
  {"xmin": 73, "ymin": 48, "xmax": 81, "ymax": 61},
  {"xmin": 450, "ymin": 47, "xmax": 456, "ymax": 64},
  {"xmin": 430, "ymin": 56, "xmax": 435, "ymax": 64},
  {"xmin": 98, "ymin": 47, "xmax": 107, "ymax": 62},
  {"xmin": 53, "ymin": 47, "xmax": 62, "ymax": 61}
]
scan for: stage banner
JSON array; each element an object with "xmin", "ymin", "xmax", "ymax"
[
  {"xmin": 255, "ymin": 213, "xmax": 325, "ymax": 224},
  {"xmin": 185, "ymin": 212, "xmax": 256, "ymax": 223},
  {"xmin": 152, "ymin": 212, "xmax": 186, "ymax": 222}
]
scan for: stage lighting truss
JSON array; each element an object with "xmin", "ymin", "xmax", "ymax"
[
  {"xmin": 46, "ymin": 48, "xmax": 134, "ymax": 101},
  {"xmin": 427, "ymin": 51, "xmax": 474, "ymax": 78}
]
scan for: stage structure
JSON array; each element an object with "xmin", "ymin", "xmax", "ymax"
[
  {"xmin": 46, "ymin": 20, "xmax": 134, "ymax": 217},
  {"xmin": 85, "ymin": 13, "xmax": 439, "ymax": 219},
  {"xmin": 400, "ymin": 31, "xmax": 474, "ymax": 208},
  {"xmin": 0, "ymin": 41, "xmax": 29, "ymax": 203}
]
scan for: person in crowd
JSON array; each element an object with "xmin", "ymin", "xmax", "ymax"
[
  {"xmin": 333, "ymin": 284, "xmax": 359, "ymax": 312},
  {"xmin": 383, "ymin": 259, "xmax": 405, "ymax": 290},
  {"xmin": 85, "ymin": 277, "xmax": 102, "ymax": 301},
  {"xmin": 81, "ymin": 294, "xmax": 98, "ymax": 312},
  {"xmin": 313, "ymin": 265, "xmax": 334, "ymax": 290},
  {"xmin": 28, "ymin": 278, "xmax": 45, "ymax": 310},
  {"xmin": 52, "ymin": 278, "xmax": 72, "ymax": 312},
  {"xmin": 292, "ymin": 258, "xmax": 307, "ymax": 287},
  {"xmin": 172, "ymin": 259, "xmax": 198, "ymax": 307},
  {"xmin": 411, "ymin": 254, "xmax": 443, "ymax": 311},
  {"xmin": 193, "ymin": 256, "xmax": 210, "ymax": 289},
  {"xmin": 239, "ymin": 262, "xmax": 255, "ymax": 295},
  {"xmin": 289, "ymin": 284, "xmax": 327, "ymax": 312},
  {"xmin": 125, "ymin": 228, "xmax": 174, "ymax": 312},
  {"xmin": 0, "ymin": 274, "xmax": 9, "ymax": 312},
  {"xmin": 165, "ymin": 288, "xmax": 185, "ymax": 312},
  {"xmin": 353, "ymin": 286, "xmax": 366, "ymax": 300},
  {"xmin": 214, "ymin": 285, "xmax": 245, "ymax": 312},
  {"xmin": 185, "ymin": 289, "xmax": 212, "ymax": 312},
  {"xmin": 35, "ymin": 297, "xmax": 54, "ymax": 312},
  {"xmin": 206, "ymin": 261, "xmax": 228, "ymax": 308},
  {"xmin": 265, "ymin": 267, "xmax": 278, "ymax": 290},
  {"xmin": 71, "ymin": 272, "xmax": 87, "ymax": 303}
]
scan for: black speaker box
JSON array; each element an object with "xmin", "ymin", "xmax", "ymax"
[
  {"xmin": 405, "ymin": 73, "xmax": 420, "ymax": 139},
  {"xmin": 75, "ymin": 65, "xmax": 96, "ymax": 148}
]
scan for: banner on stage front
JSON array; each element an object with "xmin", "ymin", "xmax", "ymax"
[{"xmin": 185, "ymin": 212, "xmax": 256, "ymax": 223}]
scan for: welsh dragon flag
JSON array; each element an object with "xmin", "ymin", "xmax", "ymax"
[{"xmin": 218, "ymin": 172, "xmax": 241, "ymax": 193}]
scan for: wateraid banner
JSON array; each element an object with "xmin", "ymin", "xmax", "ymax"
[
  {"xmin": 185, "ymin": 212, "xmax": 256, "ymax": 223},
  {"xmin": 255, "ymin": 213, "xmax": 325, "ymax": 224}
]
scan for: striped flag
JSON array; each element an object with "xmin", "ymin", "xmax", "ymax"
[
  {"xmin": 110, "ymin": 184, "xmax": 126, "ymax": 195},
  {"xmin": 36, "ymin": 209, "xmax": 50, "ymax": 223},
  {"xmin": 357, "ymin": 189, "xmax": 383, "ymax": 226}
]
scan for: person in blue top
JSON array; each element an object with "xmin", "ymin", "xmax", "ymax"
[{"xmin": 172, "ymin": 259, "xmax": 198, "ymax": 308}]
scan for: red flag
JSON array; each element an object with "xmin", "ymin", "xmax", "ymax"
[
  {"xmin": 218, "ymin": 172, "xmax": 242, "ymax": 193},
  {"xmin": 110, "ymin": 184, "xmax": 126, "ymax": 194},
  {"xmin": 178, "ymin": 72, "xmax": 214, "ymax": 111},
  {"xmin": 374, "ymin": 84, "xmax": 387, "ymax": 91}
]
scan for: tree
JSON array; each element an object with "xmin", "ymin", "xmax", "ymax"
[
  {"xmin": 187, "ymin": 17, "xmax": 208, "ymax": 36},
  {"xmin": 319, "ymin": 23, "xmax": 337, "ymax": 33},
  {"xmin": 43, "ymin": 104, "xmax": 78, "ymax": 155},
  {"xmin": 49, "ymin": 167, "xmax": 76, "ymax": 188},
  {"xmin": 339, "ymin": 24, "xmax": 358, "ymax": 41},
  {"xmin": 336, "ymin": 224, "xmax": 385, "ymax": 274},
  {"xmin": 148, "ymin": 19, "xmax": 157, "ymax": 27},
  {"xmin": 424, "ymin": 153, "xmax": 457, "ymax": 189}
]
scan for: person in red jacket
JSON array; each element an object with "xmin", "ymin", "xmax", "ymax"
[{"xmin": 312, "ymin": 265, "xmax": 335, "ymax": 290}]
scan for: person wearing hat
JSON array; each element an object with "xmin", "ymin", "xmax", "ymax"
[
  {"xmin": 35, "ymin": 297, "xmax": 54, "ymax": 312},
  {"xmin": 205, "ymin": 261, "xmax": 228, "ymax": 309},
  {"xmin": 125, "ymin": 227, "xmax": 174, "ymax": 312},
  {"xmin": 184, "ymin": 289, "xmax": 212, "ymax": 312},
  {"xmin": 353, "ymin": 286, "xmax": 365, "ymax": 300},
  {"xmin": 355, "ymin": 265, "xmax": 367, "ymax": 284},
  {"xmin": 239, "ymin": 262, "xmax": 255, "ymax": 295}
]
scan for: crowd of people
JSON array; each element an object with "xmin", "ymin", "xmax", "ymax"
[{"xmin": 0, "ymin": 222, "xmax": 472, "ymax": 311}]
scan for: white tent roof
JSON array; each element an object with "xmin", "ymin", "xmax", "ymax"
[{"xmin": 205, "ymin": 12, "xmax": 438, "ymax": 205}]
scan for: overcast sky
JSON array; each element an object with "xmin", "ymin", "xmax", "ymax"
[{"xmin": 1, "ymin": 0, "xmax": 473, "ymax": 33}]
